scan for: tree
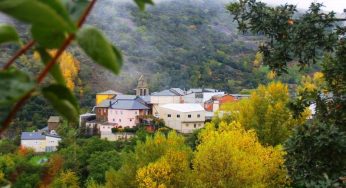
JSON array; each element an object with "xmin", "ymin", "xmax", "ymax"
[
  {"xmin": 218, "ymin": 82, "xmax": 307, "ymax": 146},
  {"xmin": 104, "ymin": 131, "xmax": 192, "ymax": 188},
  {"xmin": 227, "ymin": 0, "xmax": 346, "ymax": 185},
  {"xmin": 285, "ymin": 123, "xmax": 346, "ymax": 187},
  {"xmin": 87, "ymin": 151, "xmax": 121, "ymax": 184},
  {"xmin": 193, "ymin": 121, "xmax": 289, "ymax": 187},
  {"xmin": 52, "ymin": 170, "xmax": 79, "ymax": 188},
  {"xmin": 227, "ymin": 0, "xmax": 346, "ymax": 128}
]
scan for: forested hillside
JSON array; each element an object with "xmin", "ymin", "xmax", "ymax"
[
  {"xmin": 84, "ymin": 0, "xmax": 260, "ymax": 92},
  {"xmin": 0, "ymin": 0, "xmax": 318, "ymax": 132}
]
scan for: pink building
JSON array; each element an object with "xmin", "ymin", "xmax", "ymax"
[{"xmin": 107, "ymin": 95, "xmax": 149, "ymax": 128}]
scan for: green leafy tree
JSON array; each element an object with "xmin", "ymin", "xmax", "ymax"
[
  {"xmin": 285, "ymin": 123, "xmax": 346, "ymax": 187},
  {"xmin": 227, "ymin": 0, "xmax": 346, "ymax": 185},
  {"xmin": 87, "ymin": 151, "xmax": 121, "ymax": 184}
]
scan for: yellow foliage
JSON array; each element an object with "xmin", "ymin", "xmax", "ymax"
[
  {"xmin": 34, "ymin": 50, "xmax": 80, "ymax": 90},
  {"xmin": 193, "ymin": 121, "xmax": 289, "ymax": 188},
  {"xmin": 134, "ymin": 132, "xmax": 192, "ymax": 188},
  {"xmin": 267, "ymin": 70, "xmax": 276, "ymax": 80},
  {"xmin": 298, "ymin": 72, "xmax": 326, "ymax": 94},
  {"xmin": 219, "ymin": 82, "xmax": 307, "ymax": 146},
  {"xmin": 253, "ymin": 52, "xmax": 263, "ymax": 67},
  {"xmin": 137, "ymin": 159, "xmax": 171, "ymax": 188}
]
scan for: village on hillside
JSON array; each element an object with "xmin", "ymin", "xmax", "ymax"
[{"xmin": 21, "ymin": 75, "xmax": 250, "ymax": 152}]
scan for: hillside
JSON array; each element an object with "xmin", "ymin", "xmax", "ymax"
[
  {"xmin": 0, "ymin": 0, "xmax": 318, "ymax": 132},
  {"xmin": 80, "ymin": 0, "xmax": 262, "ymax": 93}
]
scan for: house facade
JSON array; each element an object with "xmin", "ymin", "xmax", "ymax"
[
  {"xmin": 108, "ymin": 95, "xmax": 150, "ymax": 128},
  {"xmin": 21, "ymin": 131, "xmax": 61, "ymax": 152},
  {"xmin": 159, "ymin": 103, "xmax": 206, "ymax": 133}
]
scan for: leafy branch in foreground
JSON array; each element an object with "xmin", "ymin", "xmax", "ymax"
[{"xmin": 0, "ymin": 0, "xmax": 153, "ymax": 133}]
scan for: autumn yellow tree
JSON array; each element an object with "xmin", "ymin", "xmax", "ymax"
[
  {"xmin": 218, "ymin": 82, "xmax": 308, "ymax": 146},
  {"xmin": 104, "ymin": 131, "xmax": 192, "ymax": 188},
  {"xmin": 193, "ymin": 121, "xmax": 289, "ymax": 188},
  {"xmin": 34, "ymin": 50, "xmax": 80, "ymax": 90}
]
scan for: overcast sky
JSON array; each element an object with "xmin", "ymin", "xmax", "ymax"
[{"xmin": 259, "ymin": 0, "xmax": 346, "ymax": 13}]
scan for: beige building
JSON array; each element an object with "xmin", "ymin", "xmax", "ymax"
[{"xmin": 159, "ymin": 103, "xmax": 206, "ymax": 133}]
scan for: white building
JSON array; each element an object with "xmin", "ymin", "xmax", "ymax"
[
  {"xmin": 159, "ymin": 103, "xmax": 206, "ymax": 133},
  {"xmin": 183, "ymin": 88, "xmax": 224, "ymax": 104},
  {"xmin": 150, "ymin": 88, "xmax": 185, "ymax": 117},
  {"xmin": 21, "ymin": 131, "xmax": 61, "ymax": 152}
]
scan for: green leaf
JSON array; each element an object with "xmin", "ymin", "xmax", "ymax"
[
  {"xmin": 31, "ymin": 25, "xmax": 66, "ymax": 49},
  {"xmin": 0, "ymin": 68, "xmax": 35, "ymax": 125},
  {"xmin": 0, "ymin": 0, "xmax": 75, "ymax": 32},
  {"xmin": 42, "ymin": 84, "xmax": 79, "ymax": 122},
  {"xmin": 134, "ymin": 0, "xmax": 154, "ymax": 11},
  {"xmin": 77, "ymin": 26, "xmax": 123, "ymax": 74},
  {"xmin": 36, "ymin": 48, "xmax": 65, "ymax": 85},
  {"xmin": 0, "ymin": 24, "xmax": 19, "ymax": 45}
]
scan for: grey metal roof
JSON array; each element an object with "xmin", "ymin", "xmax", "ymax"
[
  {"xmin": 110, "ymin": 99, "xmax": 149, "ymax": 110},
  {"xmin": 48, "ymin": 116, "xmax": 60, "ymax": 123},
  {"xmin": 170, "ymin": 88, "xmax": 186, "ymax": 95},
  {"xmin": 139, "ymin": 96, "xmax": 151, "ymax": 103},
  {"xmin": 97, "ymin": 90, "xmax": 122, "ymax": 95},
  {"xmin": 21, "ymin": 132, "xmax": 46, "ymax": 140},
  {"xmin": 151, "ymin": 88, "xmax": 184, "ymax": 96},
  {"xmin": 116, "ymin": 95, "xmax": 137, "ymax": 100}
]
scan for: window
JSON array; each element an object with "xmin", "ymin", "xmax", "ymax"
[
  {"xmin": 135, "ymin": 111, "xmax": 137, "ymax": 115},
  {"xmin": 186, "ymin": 124, "xmax": 189, "ymax": 127},
  {"xmin": 168, "ymin": 114, "xmax": 171, "ymax": 118},
  {"xmin": 130, "ymin": 119, "xmax": 132, "ymax": 122},
  {"xmin": 194, "ymin": 124, "xmax": 197, "ymax": 128},
  {"xmin": 120, "ymin": 111, "xmax": 123, "ymax": 115},
  {"xmin": 188, "ymin": 114, "xmax": 191, "ymax": 118},
  {"xmin": 113, "ymin": 119, "xmax": 115, "ymax": 121},
  {"xmin": 198, "ymin": 124, "xmax": 201, "ymax": 127},
  {"xmin": 197, "ymin": 114, "xmax": 200, "ymax": 118},
  {"xmin": 119, "ymin": 119, "xmax": 121, "ymax": 122},
  {"xmin": 177, "ymin": 114, "xmax": 180, "ymax": 118}
]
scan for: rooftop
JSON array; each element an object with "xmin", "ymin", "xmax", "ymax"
[
  {"xmin": 21, "ymin": 132, "xmax": 46, "ymax": 140},
  {"xmin": 151, "ymin": 88, "xmax": 185, "ymax": 96},
  {"xmin": 160, "ymin": 103, "xmax": 205, "ymax": 112},
  {"xmin": 97, "ymin": 90, "xmax": 123, "ymax": 95},
  {"xmin": 110, "ymin": 99, "xmax": 149, "ymax": 110}
]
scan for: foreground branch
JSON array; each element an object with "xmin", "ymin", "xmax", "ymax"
[{"xmin": 0, "ymin": 0, "xmax": 98, "ymax": 133}]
